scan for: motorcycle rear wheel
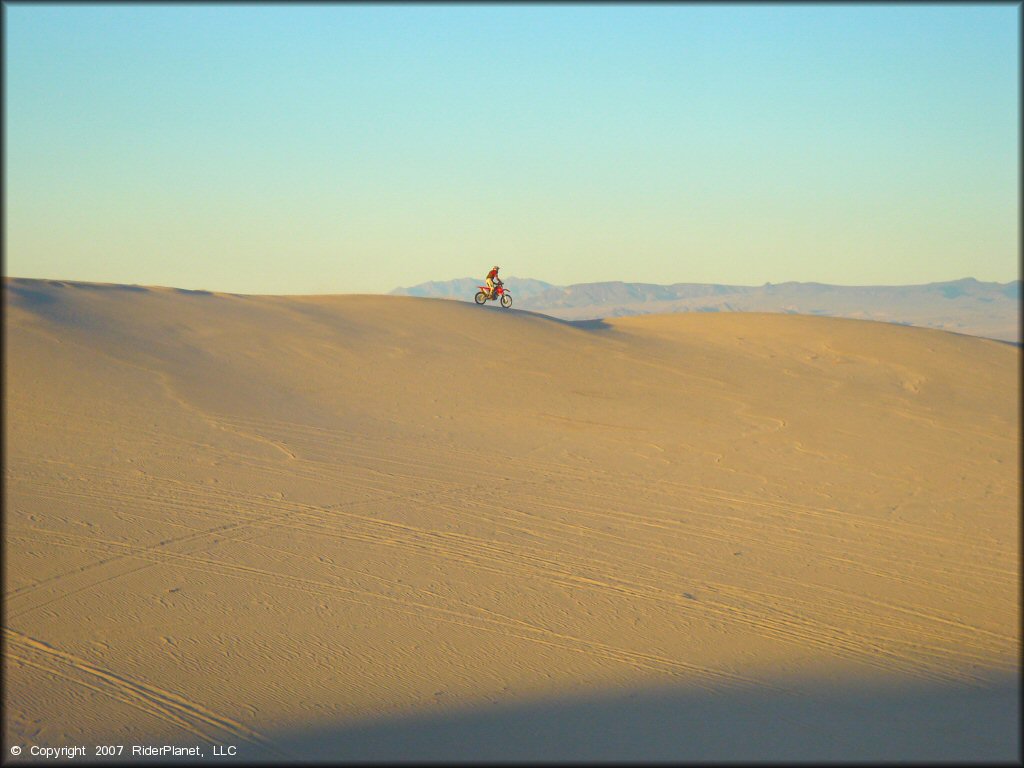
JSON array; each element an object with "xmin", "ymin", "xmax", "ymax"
[{"xmin": 474, "ymin": 291, "xmax": 487, "ymax": 305}]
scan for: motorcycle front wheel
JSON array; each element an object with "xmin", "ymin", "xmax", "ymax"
[
  {"xmin": 500, "ymin": 294, "xmax": 512, "ymax": 308},
  {"xmin": 474, "ymin": 291, "xmax": 487, "ymax": 305}
]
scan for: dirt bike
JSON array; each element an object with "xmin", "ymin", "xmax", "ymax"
[{"xmin": 475, "ymin": 283, "xmax": 512, "ymax": 308}]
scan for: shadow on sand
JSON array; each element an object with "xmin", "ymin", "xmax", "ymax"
[
  {"xmin": 564, "ymin": 317, "xmax": 613, "ymax": 331},
  {"xmin": 246, "ymin": 675, "xmax": 1019, "ymax": 763},
  {"xmin": 5, "ymin": 279, "xmax": 150, "ymax": 313},
  {"xmin": 501, "ymin": 306, "xmax": 614, "ymax": 332}
]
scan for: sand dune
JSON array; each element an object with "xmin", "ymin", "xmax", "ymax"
[{"xmin": 4, "ymin": 278, "xmax": 1019, "ymax": 761}]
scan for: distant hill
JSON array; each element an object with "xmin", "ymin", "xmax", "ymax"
[{"xmin": 390, "ymin": 277, "xmax": 1021, "ymax": 342}]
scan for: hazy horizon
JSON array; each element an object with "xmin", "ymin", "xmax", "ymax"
[
  {"xmin": 5, "ymin": 4, "xmax": 1019, "ymax": 295},
  {"xmin": 392, "ymin": 273, "xmax": 1021, "ymax": 289},
  {"xmin": 4, "ymin": 273, "xmax": 1021, "ymax": 301}
]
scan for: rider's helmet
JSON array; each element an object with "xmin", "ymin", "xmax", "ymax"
[{"xmin": 493, "ymin": 265, "xmax": 500, "ymax": 271}]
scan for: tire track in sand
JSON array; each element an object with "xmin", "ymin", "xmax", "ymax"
[
  {"xmin": 6, "ymin": 528, "xmax": 758, "ymax": 692},
  {"xmin": 4, "ymin": 629, "xmax": 281, "ymax": 755}
]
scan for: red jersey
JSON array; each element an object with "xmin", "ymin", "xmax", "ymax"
[{"xmin": 486, "ymin": 268, "xmax": 499, "ymax": 280}]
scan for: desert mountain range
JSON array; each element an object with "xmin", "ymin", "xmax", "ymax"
[
  {"xmin": 391, "ymin": 276, "xmax": 1021, "ymax": 342},
  {"xmin": 4, "ymin": 276, "xmax": 1019, "ymax": 760}
]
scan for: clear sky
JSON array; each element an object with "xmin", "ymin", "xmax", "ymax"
[{"xmin": 4, "ymin": 3, "xmax": 1019, "ymax": 294}]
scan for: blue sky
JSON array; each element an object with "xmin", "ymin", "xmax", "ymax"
[{"xmin": 4, "ymin": 3, "xmax": 1019, "ymax": 294}]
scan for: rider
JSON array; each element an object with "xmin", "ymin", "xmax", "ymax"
[{"xmin": 485, "ymin": 265, "xmax": 502, "ymax": 298}]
